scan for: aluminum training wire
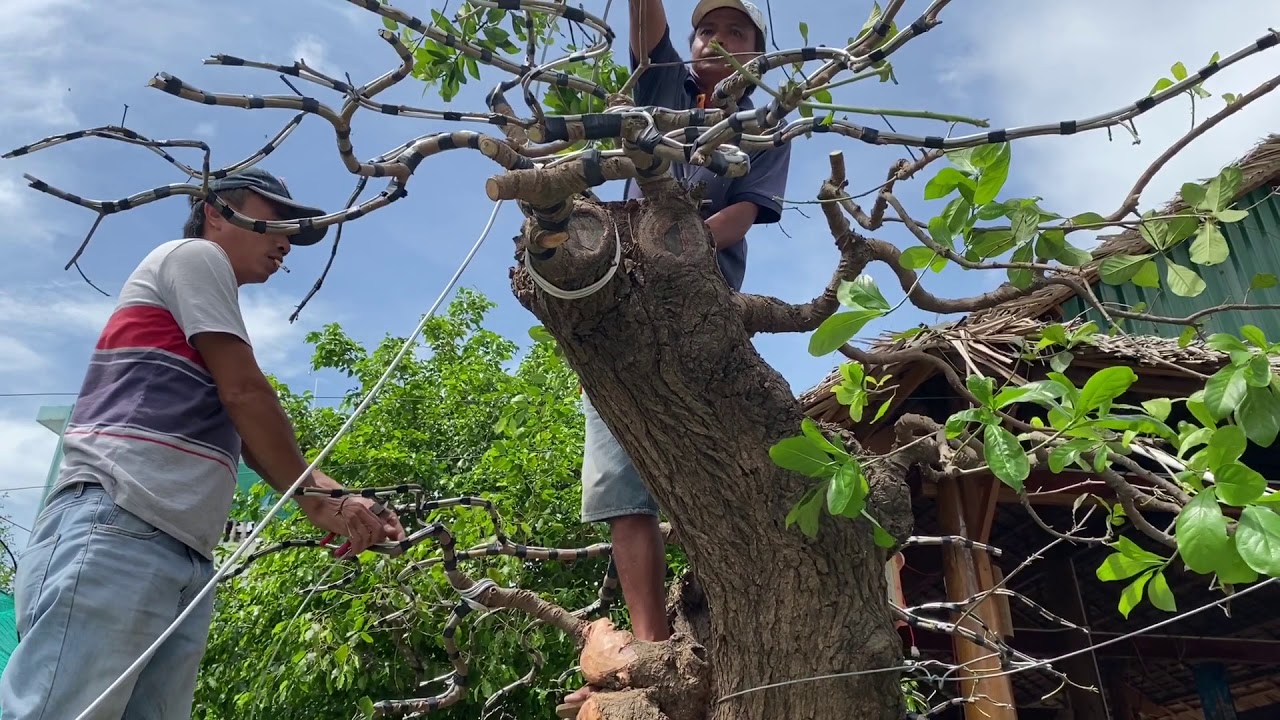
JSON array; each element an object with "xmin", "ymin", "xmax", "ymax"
[{"xmin": 72, "ymin": 198, "xmax": 506, "ymax": 720}]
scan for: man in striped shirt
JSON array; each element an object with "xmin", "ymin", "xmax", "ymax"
[{"xmin": 0, "ymin": 168, "xmax": 405, "ymax": 719}]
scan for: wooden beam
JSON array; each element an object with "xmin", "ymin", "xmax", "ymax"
[
  {"xmin": 936, "ymin": 476, "xmax": 1019, "ymax": 720},
  {"xmin": 1193, "ymin": 663, "xmax": 1240, "ymax": 720},
  {"xmin": 1038, "ymin": 550, "xmax": 1109, "ymax": 720}
]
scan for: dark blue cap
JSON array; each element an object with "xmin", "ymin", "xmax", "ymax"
[{"xmin": 207, "ymin": 167, "xmax": 328, "ymax": 246}]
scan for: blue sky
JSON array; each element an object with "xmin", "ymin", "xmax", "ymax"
[{"xmin": 2, "ymin": 0, "xmax": 1277, "ymax": 548}]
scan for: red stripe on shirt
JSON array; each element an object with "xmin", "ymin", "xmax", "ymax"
[
  {"xmin": 63, "ymin": 427, "xmax": 236, "ymax": 476},
  {"xmin": 96, "ymin": 304, "xmax": 205, "ymax": 368}
]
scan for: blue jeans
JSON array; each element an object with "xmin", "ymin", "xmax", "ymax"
[{"xmin": 0, "ymin": 481, "xmax": 215, "ymax": 720}]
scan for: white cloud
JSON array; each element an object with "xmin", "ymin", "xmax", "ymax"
[
  {"xmin": 945, "ymin": 1, "xmax": 1280, "ymax": 219},
  {"xmin": 0, "ymin": 336, "xmax": 43, "ymax": 374},
  {"xmin": 290, "ymin": 35, "xmax": 338, "ymax": 80},
  {"xmin": 0, "ymin": 412, "xmax": 63, "ymax": 550}
]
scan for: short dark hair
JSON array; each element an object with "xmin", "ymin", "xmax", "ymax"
[{"xmin": 183, "ymin": 188, "xmax": 251, "ymax": 239}]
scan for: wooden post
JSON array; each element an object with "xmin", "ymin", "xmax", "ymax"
[
  {"xmin": 937, "ymin": 476, "xmax": 1018, "ymax": 720},
  {"xmin": 1039, "ymin": 547, "xmax": 1109, "ymax": 720},
  {"xmin": 1193, "ymin": 663, "xmax": 1239, "ymax": 720}
]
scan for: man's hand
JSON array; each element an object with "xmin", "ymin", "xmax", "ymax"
[{"xmin": 303, "ymin": 496, "xmax": 407, "ymax": 557}]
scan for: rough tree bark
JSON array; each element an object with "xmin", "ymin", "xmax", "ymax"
[{"xmin": 507, "ymin": 179, "xmax": 915, "ymax": 720}]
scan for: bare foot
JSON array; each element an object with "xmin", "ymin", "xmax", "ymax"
[{"xmin": 563, "ymin": 684, "xmax": 598, "ymax": 704}]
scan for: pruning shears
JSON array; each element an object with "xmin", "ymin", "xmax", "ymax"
[{"xmin": 320, "ymin": 501, "xmax": 390, "ymax": 559}]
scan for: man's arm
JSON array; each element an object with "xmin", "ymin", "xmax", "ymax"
[
  {"xmin": 705, "ymin": 202, "xmax": 760, "ymax": 251},
  {"xmin": 197, "ymin": 334, "xmax": 399, "ymax": 553},
  {"xmin": 630, "ymin": 0, "xmax": 669, "ymax": 64}
]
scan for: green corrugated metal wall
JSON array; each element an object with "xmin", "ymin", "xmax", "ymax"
[
  {"xmin": 1063, "ymin": 186, "xmax": 1280, "ymax": 340},
  {"xmin": 0, "ymin": 591, "xmax": 16, "ymax": 675}
]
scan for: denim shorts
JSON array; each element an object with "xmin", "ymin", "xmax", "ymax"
[
  {"xmin": 0, "ymin": 480, "xmax": 215, "ymax": 720},
  {"xmin": 580, "ymin": 393, "xmax": 660, "ymax": 523}
]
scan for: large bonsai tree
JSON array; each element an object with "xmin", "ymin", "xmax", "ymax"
[{"xmin": 6, "ymin": 2, "xmax": 1280, "ymax": 718}]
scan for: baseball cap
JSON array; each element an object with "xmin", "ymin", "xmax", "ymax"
[
  {"xmin": 206, "ymin": 167, "xmax": 328, "ymax": 246},
  {"xmin": 691, "ymin": 0, "xmax": 767, "ymax": 39}
]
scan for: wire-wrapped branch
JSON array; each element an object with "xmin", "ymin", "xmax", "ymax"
[
  {"xmin": 347, "ymin": 0, "xmax": 609, "ymax": 100},
  {"xmin": 485, "ymin": 151, "xmax": 638, "ymax": 205},
  {"xmin": 3, "ymin": 126, "xmax": 211, "ymax": 180},
  {"xmin": 908, "ymin": 589, "xmax": 1083, "ymax": 632},
  {"xmin": 900, "ymin": 535, "xmax": 1004, "ymax": 558}
]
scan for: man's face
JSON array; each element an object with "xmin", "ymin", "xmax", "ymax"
[
  {"xmin": 205, "ymin": 192, "xmax": 290, "ymax": 286},
  {"xmin": 690, "ymin": 8, "xmax": 761, "ymax": 85}
]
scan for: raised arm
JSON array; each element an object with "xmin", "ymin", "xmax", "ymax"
[{"xmin": 630, "ymin": 0, "xmax": 669, "ymax": 63}]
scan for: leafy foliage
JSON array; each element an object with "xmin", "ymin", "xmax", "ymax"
[
  {"xmin": 770, "ymin": 72, "xmax": 1280, "ymax": 621},
  {"xmin": 195, "ymin": 291, "xmax": 628, "ymax": 720}
]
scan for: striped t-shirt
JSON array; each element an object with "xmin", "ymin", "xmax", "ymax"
[{"xmin": 53, "ymin": 239, "xmax": 252, "ymax": 558}]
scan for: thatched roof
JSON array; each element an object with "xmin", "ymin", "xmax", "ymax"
[
  {"xmin": 800, "ymin": 133, "xmax": 1280, "ymax": 428},
  {"xmin": 798, "ymin": 315, "xmax": 1259, "ymax": 431},
  {"xmin": 971, "ymin": 133, "xmax": 1280, "ymax": 326}
]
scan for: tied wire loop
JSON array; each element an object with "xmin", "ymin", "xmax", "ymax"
[
  {"xmin": 523, "ymin": 218, "xmax": 622, "ymax": 300},
  {"xmin": 460, "ymin": 578, "xmax": 498, "ymax": 612}
]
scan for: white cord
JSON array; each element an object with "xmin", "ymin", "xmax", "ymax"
[
  {"xmin": 522, "ymin": 219, "xmax": 620, "ymax": 300},
  {"xmin": 73, "ymin": 199, "xmax": 506, "ymax": 720}
]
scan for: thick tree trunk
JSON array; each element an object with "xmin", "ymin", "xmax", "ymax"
[{"xmin": 510, "ymin": 185, "xmax": 913, "ymax": 720}]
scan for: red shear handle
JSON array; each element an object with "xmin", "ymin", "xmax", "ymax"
[{"xmin": 325, "ymin": 501, "xmax": 388, "ymax": 558}]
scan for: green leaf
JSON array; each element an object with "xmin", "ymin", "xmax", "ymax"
[
  {"xmin": 1189, "ymin": 222, "xmax": 1229, "ymax": 265},
  {"xmin": 1205, "ymin": 425, "xmax": 1247, "ymax": 468},
  {"xmin": 798, "ymin": 20, "xmax": 809, "ymax": 43},
  {"xmin": 1175, "ymin": 489, "xmax": 1231, "ymax": 575},
  {"xmin": 1216, "ymin": 539, "xmax": 1260, "ymax": 585},
  {"xmin": 1245, "ymin": 353, "xmax": 1272, "ymax": 387},
  {"xmin": 1204, "ymin": 366, "xmax": 1247, "ymax": 421},
  {"xmin": 1049, "ymin": 438, "xmax": 1095, "ymax": 473},
  {"xmin": 1070, "ymin": 211, "xmax": 1107, "ymax": 226},
  {"xmin": 1010, "ymin": 206, "xmax": 1039, "ymax": 244},
  {"xmin": 1214, "ymin": 207, "xmax": 1249, "ymax": 223},
  {"xmin": 924, "ymin": 167, "xmax": 972, "ymax": 200},
  {"xmin": 359, "ymin": 696, "xmax": 376, "ymax": 719},
  {"xmin": 967, "ymin": 375, "xmax": 996, "ymax": 407},
  {"xmin": 1181, "ymin": 182, "xmax": 1207, "ymax": 208},
  {"xmin": 1114, "ymin": 534, "xmax": 1165, "ymax": 563},
  {"xmin": 1239, "ymin": 325, "xmax": 1268, "ymax": 348},
  {"xmin": 1238, "ymin": 384, "xmax": 1280, "ymax": 447},
  {"xmin": 1179, "ymin": 326, "xmax": 1197, "ymax": 348},
  {"xmin": 1213, "ymin": 462, "xmax": 1266, "ymax": 506},
  {"xmin": 1008, "ymin": 242, "xmax": 1034, "ymax": 289},
  {"xmin": 1056, "ymin": 243, "xmax": 1093, "ymax": 267},
  {"xmin": 1235, "ymin": 506, "xmax": 1280, "ymax": 576},
  {"xmin": 1141, "ymin": 398, "xmax": 1172, "ymax": 422},
  {"xmin": 983, "ymin": 424, "xmax": 1029, "ymax": 490},
  {"xmin": 1099, "ymin": 254, "xmax": 1153, "ymax": 284},
  {"xmin": 1096, "ymin": 552, "xmax": 1160, "ymax": 581},
  {"xmin": 1146, "ymin": 571, "xmax": 1177, "ymax": 612},
  {"xmin": 994, "ymin": 379, "xmax": 1067, "ymax": 409},
  {"xmin": 1204, "ymin": 165, "xmax": 1242, "ymax": 211},
  {"xmin": 801, "ymin": 417, "xmax": 847, "ymax": 460},
  {"xmin": 828, "ymin": 459, "xmax": 869, "ymax": 517},
  {"xmin": 900, "ymin": 246, "xmax": 938, "ymax": 270},
  {"xmin": 1119, "ymin": 570, "xmax": 1152, "ymax": 619},
  {"xmin": 1077, "ymin": 366, "xmax": 1138, "ymax": 417},
  {"xmin": 837, "ymin": 275, "xmax": 891, "ymax": 312},
  {"xmin": 1170, "ymin": 61, "xmax": 1188, "ymax": 80},
  {"xmin": 808, "ymin": 310, "xmax": 882, "ymax": 356},
  {"xmin": 1250, "ymin": 272, "xmax": 1278, "ymax": 290},
  {"xmin": 974, "ymin": 142, "xmax": 1011, "ymax": 204},
  {"xmin": 872, "ymin": 523, "xmax": 896, "ymax": 548},
  {"xmin": 1206, "ymin": 333, "xmax": 1248, "ymax": 353},
  {"xmin": 945, "ymin": 407, "xmax": 990, "ymax": 437},
  {"xmin": 335, "ymin": 644, "xmax": 351, "ymax": 664},
  {"xmin": 1166, "ymin": 261, "xmax": 1207, "ymax": 297},
  {"xmin": 1131, "ymin": 259, "xmax": 1160, "ymax": 288},
  {"xmin": 786, "ymin": 487, "xmax": 825, "ymax": 539},
  {"xmin": 769, "ymin": 437, "xmax": 834, "ymax": 478}
]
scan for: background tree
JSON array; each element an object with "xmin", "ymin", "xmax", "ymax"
[{"xmin": 7, "ymin": 2, "xmax": 1280, "ymax": 720}]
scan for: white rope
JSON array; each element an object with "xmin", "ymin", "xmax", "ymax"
[
  {"xmin": 522, "ymin": 219, "xmax": 621, "ymax": 300},
  {"xmin": 73, "ymin": 199, "xmax": 506, "ymax": 720}
]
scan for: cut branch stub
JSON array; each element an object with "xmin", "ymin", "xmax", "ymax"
[{"xmin": 576, "ymin": 618, "xmax": 711, "ymax": 720}]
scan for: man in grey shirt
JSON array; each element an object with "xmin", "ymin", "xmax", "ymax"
[
  {"xmin": 564, "ymin": 0, "xmax": 790, "ymax": 714},
  {"xmin": 0, "ymin": 167, "xmax": 406, "ymax": 719}
]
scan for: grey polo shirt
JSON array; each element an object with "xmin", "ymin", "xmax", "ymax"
[{"xmin": 623, "ymin": 26, "xmax": 792, "ymax": 292}]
